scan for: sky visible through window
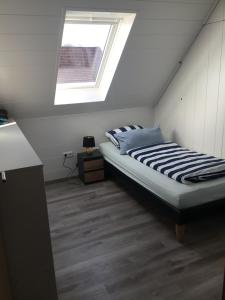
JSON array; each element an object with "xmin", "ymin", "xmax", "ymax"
[
  {"xmin": 57, "ymin": 23, "xmax": 112, "ymax": 85},
  {"xmin": 62, "ymin": 24, "xmax": 111, "ymax": 50}
]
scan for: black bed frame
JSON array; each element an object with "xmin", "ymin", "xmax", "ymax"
[{"xmin": 105, "ymin": 160, "xmax": 225, "ymax": 242}]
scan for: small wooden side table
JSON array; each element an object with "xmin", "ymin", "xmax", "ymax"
[{"xmin": 77, "ymin": 150, "xmax": 105, "ymax": 184}]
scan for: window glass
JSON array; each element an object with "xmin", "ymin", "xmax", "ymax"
[{"xmin": 57, "ymin": 23, "xmax": 112, "ymax": 86}]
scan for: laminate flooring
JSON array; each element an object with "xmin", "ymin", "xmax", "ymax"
[{"xmin": 46, "ymin": 178, "xmax": 225, "ymax": 300}]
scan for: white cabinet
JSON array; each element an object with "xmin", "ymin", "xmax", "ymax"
[{"xmin": 0, "ymin": 123, "xmax": 58, "ymax": 300}]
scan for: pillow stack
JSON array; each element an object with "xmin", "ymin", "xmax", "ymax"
[
  {"xmin": 105, "ymin": 125, "xmax": 164, "ymax": 155},
  {"xmin": 105, "ymin": 125, "xmax": 143, "ymax": 148}
]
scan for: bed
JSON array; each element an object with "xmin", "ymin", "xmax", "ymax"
[{"xmin": 100, "ymin": 142, "xmax": 225, "ymax": 241}]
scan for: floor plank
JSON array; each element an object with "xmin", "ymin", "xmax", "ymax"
[{"xmin": 46, "ymin": 178, "xmax": 225, "ymax": 300}]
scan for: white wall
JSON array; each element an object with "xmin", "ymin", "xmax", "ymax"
[
  {"xmin": 3, "ymin": 0, "xmax": 215, "ymax": 182},
  {"xmin": 18, "ymin": 106, "xmax": 153, "ymax": 181},
  {"xmin": 0, "ymin": 0, "xmax": 214, "ymax": 119},
  {"xmin": 154, "ymin": 0, "xmax": 225, "ymax": 159}
]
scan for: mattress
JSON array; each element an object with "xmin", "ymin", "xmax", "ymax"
[{"xmin": 99, "ymin": 142, "xmax": 225, "ymax": 209}]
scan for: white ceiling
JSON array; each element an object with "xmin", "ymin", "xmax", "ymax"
[{"xmin": 0, "ymin": 0, "xmax": 217, "ymax": 119}]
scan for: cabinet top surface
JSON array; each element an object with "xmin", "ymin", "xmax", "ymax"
[
  {"xmin": 77, "ymin": 150, "xmax": 103, "ymax": 160},
  {"xmin": 0, "ymin": 123, "xmax": 42, "ymax": 172}
]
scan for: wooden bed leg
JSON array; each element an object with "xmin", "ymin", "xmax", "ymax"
[{"xmin": 175, "ymin": 224, "xmax": 185, "ymax": 242}]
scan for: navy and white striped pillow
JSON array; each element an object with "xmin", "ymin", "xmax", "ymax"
[{"xmin": 105, "ymin": 125, "xmax": 143, "ymax": 148}]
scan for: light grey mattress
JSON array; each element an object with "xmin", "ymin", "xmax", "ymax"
[{"xmin": 100, "ymin": 142, "xmax": 225, "ymax": 210}]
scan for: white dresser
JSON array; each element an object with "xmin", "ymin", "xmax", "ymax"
[{"xmin": 0, "ymin": 123, "xmax": 58, "ymax": 300}]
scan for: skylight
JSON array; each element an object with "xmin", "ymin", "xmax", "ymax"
[{"xmin": 54, "ymin": 11, "xmax": 136, "ymax": 105}]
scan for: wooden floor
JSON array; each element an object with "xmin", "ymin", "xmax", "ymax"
[{"xmin": 46, "ymin": 178, "xmax": 225, "ymax": 300}]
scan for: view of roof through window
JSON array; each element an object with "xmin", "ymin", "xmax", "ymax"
[{"xmin": 57, "ymin": 23, "xmax": 112, "ymax": 86}]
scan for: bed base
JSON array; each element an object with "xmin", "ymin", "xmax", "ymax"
[{"xmin": 105, "ymin": 160, "xmax": 225, "ymax": 242}]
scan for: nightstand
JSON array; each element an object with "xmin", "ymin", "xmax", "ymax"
[{"xmin": 77, "ymin": 150, "xmax": 104, "ymax": 184}]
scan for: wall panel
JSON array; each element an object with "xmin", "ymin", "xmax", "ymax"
[
  {"xmin": 155, "ymin": 0, "xmax": 225, "ymax": 158},
  {"xmin": 217, "ymin": 21, "xmax": 225, "ymax": 157},
  {"xmin": 203, "ymin": 22, "xmax": 223, "ymax": 154}
]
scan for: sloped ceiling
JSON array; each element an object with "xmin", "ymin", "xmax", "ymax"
[{"xmin": 0, "ymin": 0, "xmax": 217, "ymax": 119}]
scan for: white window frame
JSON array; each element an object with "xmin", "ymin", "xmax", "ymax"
[{"xmin": 54, "ymin": 10, "xmax": 136, "ymax": 105}]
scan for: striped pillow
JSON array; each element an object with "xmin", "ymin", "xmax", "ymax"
[{"xmin": 105, "ymin": 125, "xmax": 143, "ymax": 148}]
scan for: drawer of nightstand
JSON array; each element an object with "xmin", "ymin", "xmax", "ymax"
[
  {"xmin": 84, "ymin": 170, "xmax": 104, "ymax": 183},
  {"xmin": 84, "ymin": 159, "xmax": 104, "ymax": 171}
]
